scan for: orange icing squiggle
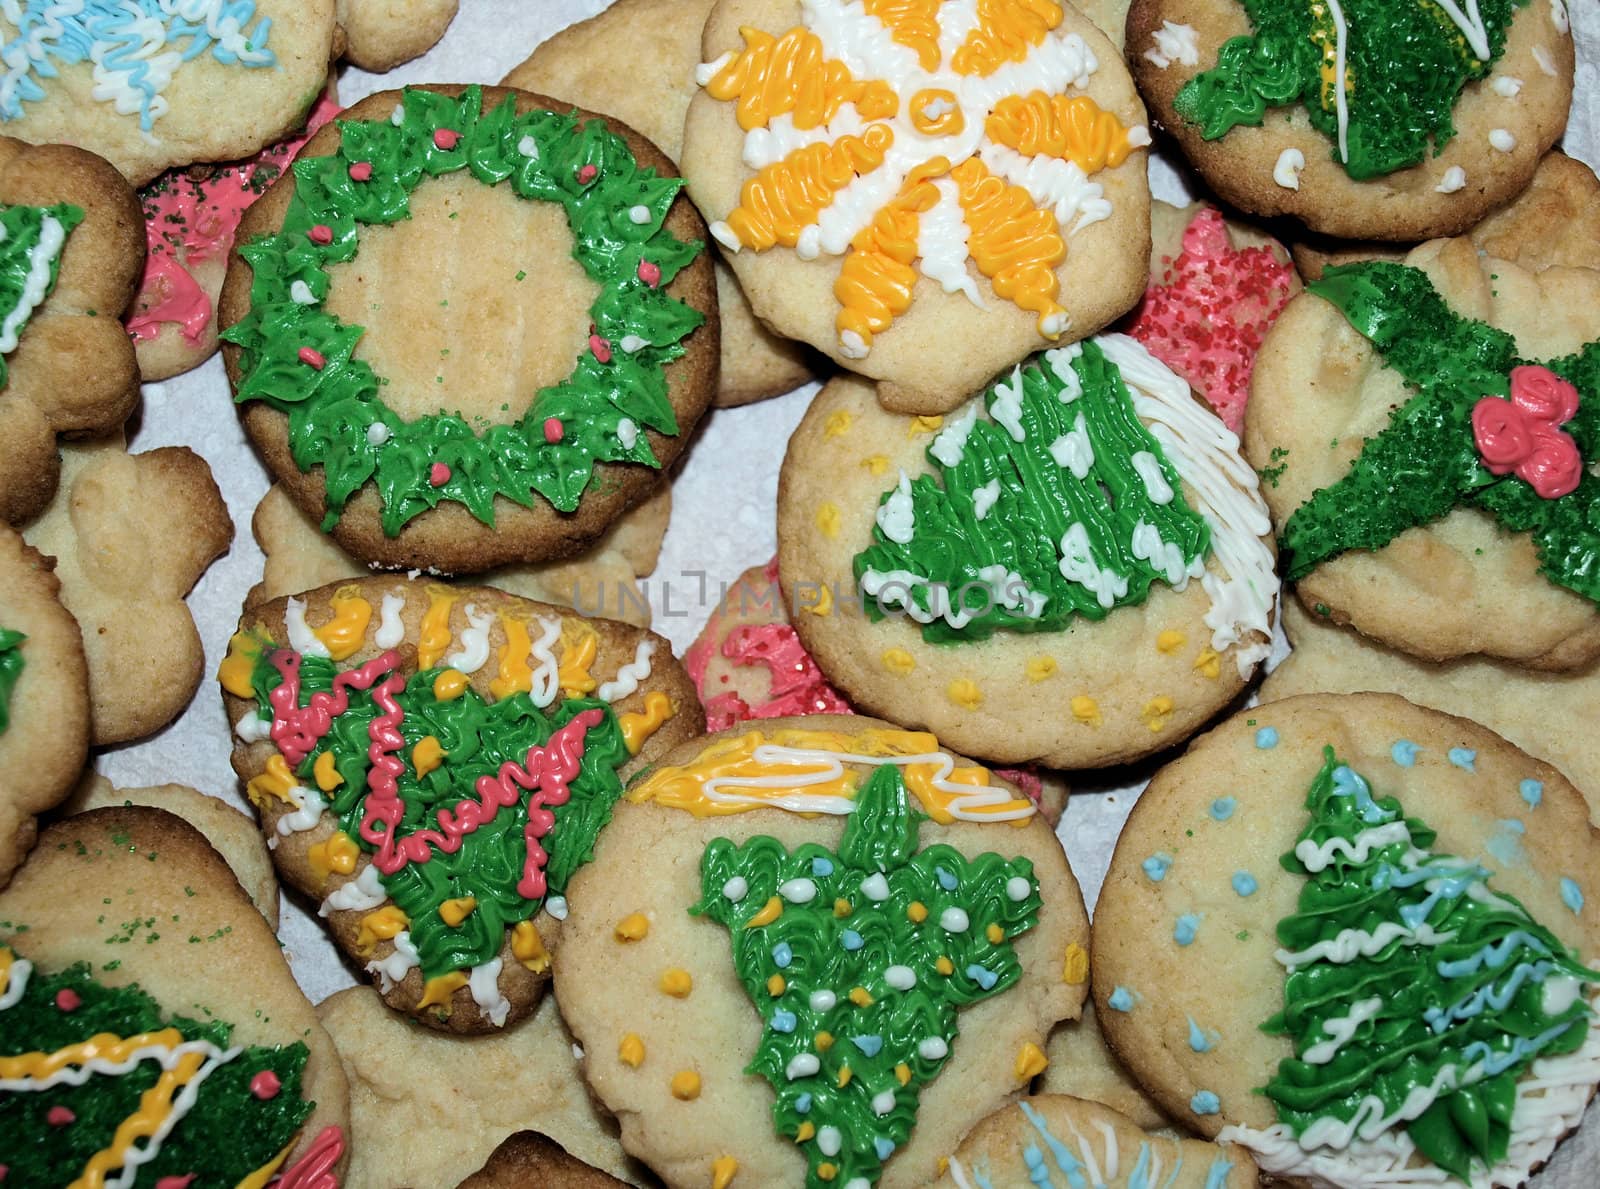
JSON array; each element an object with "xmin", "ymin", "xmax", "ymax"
[
  {"xmin": 74, "ymin": 1049, "xmax": 209, "ymax": 1189},
  {"xmin": 863, "ymin": 0, "xmax": 943, "ymax": 70},
  {"xmin": 986, "ymin": 93, "xmax": 1139, "ymax": 172},
  {"xmin": 619, "ymin": 690, "xmax": 674, "ymax": 755},
  {"xmin": 312, "ymin": 588, "xmax": 373, "ymax": 662},
  {"xmin": 705, "ymin": 25, "xmax": 898, "ymax": 131},
  {"xmin": 835, "ymin": 163, "xmax": 944, "ymax": 355},
  {"xmin": 951, "ymin": 0, "xmax": 1063, "ymax": 77},
  {"xmin": 416, "ymin": 588, "xmax": 458, "ymax": 671},
  {"xmin": 951, "ymin": 157, "xmax": 1068, "ymax": 335},
  {"xmin": 721, "ymin": 125, "xmax": 895, "ymax": 251},
  {"xmin": 0, "ymin": 1029, "xmax": 185, "ymax": 1081},
  {"xmin": 489, "ymin": 615, "xmax": 534, "ymax": 700}
]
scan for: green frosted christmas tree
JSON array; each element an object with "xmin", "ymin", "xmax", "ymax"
[
  {"xmin": 0, "ymin": 202, "xmax": 82, "ymax": 387},
  {"xmin": 1263, "ymin": 750, "xmax": 1597, "ymax": 1180},
  {"xmin": 693, "ymin": 764, "xmax": 1042, "ymax": 1188}
]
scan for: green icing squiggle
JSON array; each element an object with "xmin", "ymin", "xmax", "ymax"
[
  {"xmin": 1173, "ymin": 0, "xmax": 1526, "ymax": 179},
  {"xmin": 0, "ymin": 626, "xmax": 24, "ymax": 734},
  {"xmin": 1263, "ymin": 750, "xmax": 1596, "ymax": 1180},
  {"xmin": 0, "ymin": 202, "xmax": 83, "ymax": 387},
  {"xmin": 692, "ymin": 764, "xmax": 1042, "ymax": 1188},
  {"xmin": 222, "ymin": 85, "xmax": 705, "ymax": 536}
]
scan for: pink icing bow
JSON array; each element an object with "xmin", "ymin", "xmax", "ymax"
[{"xmin": 1470, "ymin": 365, "xmax": 1583, "ymax": 500}]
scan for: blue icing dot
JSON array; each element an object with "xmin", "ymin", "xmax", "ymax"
[
  {"xmin": 1485, "ymin": 819, "xmax": 1527, "ymax": 866},
  {"xmin": 1187, "ymin": 1017, "xmax": 1215, "ymax": 1053},
  {"xmin": 1448, "ymin": 747, "xmax": 1477, "ymax": 773},
  {"xmin": 1108, "ymin": 986, "xmax": 1135, "ymax": 1012},
  {"xmin": 966, "ymin": 964, "xmax": 999, "ymax": 991},
  {"xmin": 1231, "ymin": 871, "xmax": 1257, "ymax": 897},
  {"xmin": 841, "ymin": 930, "xmax": 864, "ymax": 951},
  {"xmin": 851, "ymin": 1034, "xmax": 884, "ymax": 1058},
  {"xmin": 936, "ymin": 866, "xmax": 958, "ymax": 891},
  {"xmin": 795, "ymin": 1093, "xmax": 812, "ymax": 1114},
  {"xmin": 1521, "ymin": 779, "xmax": 1544, "ymax": 808},
  {"xmin": 1255, "ymin": 726, "xmax": 1279, "ymax": 749},
  {"xmin": 1562, "ymin": 878, "xmax": 1585, "ymax": 915},
  {"xmin": 771, "ymin": 942, "xmax": 792, "ymax": 968},
  {"xmin": 771, "ymin": 1009, "xmax": 797, "ymax": 1033},
  {"xmin": 1174, "ymin": 913, "xmax": 1201, "ymax": 946},
  {"xmin": 874, "ymin": 1137, "xmax": 896, "ymax": 1161},
  {"xmin": 1142, "ymin": 853, "xmax": 1173, "ymax": 881},
  {"xmin": 811, "ymin": 856, "xmax": 834, "ymax": 877},
  {"xmin": 1191, "ymin": 1090, "xmax": 1221, "ymax": 1116},
  {"xmin": 1391, "ymin": 739, "xmax": 1419, "ymax": 767},
  {"xmin": 1209, "ymin": 797, "xmax": 1236, "ymax": 822}
]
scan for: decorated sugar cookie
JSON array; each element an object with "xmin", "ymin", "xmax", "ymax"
[
  {"xmin": 1127, "ymin": 0, "xmax": 1576, "ymax": 240},
  {"xmin": 0, "ymin": 805, "xmax": 350, "ymax": 1185},
  {"xmin": 218, "ymin": 576, "xmax": 703, "ymax": 1032},
  {"xmin": 0, "ymin": 137, "xmax": 142, "ymax": 526},
  {"xmin": 1093, "ymin": 693, "xmax": 1600, "ymax": 1184},
  {"xmin": 554, "ymin": 715, "xmax": 1089, "ymax": 1189},
  {"xmin": 779, "ymin": 333, "xmax": 1277, "ymax": 770},
  {"xmin": 937, "ymin": 1094, "xmax": 1258, "ymax": 1187},
  {"xmin": 221, "ymin": 84, "xmax": 717, "ymax": 574},
  {"xmin": 681, "ymin": 0, "xmax": 1152, "ymax": 413},
  {"xmin": 1247, "ymin": 235, "xmax": 1600, "ymax": 670}
]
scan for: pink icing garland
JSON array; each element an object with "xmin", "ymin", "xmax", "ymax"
[
  {"xmin": 1127, "ymin": 206, "xmax": 1295, "ymax": 433},
  {"xmin": 273, "ymin": 1125, "xmax": 345, "ymax": 1189},
  {"xmin": 267, "ymin": 650, "xmax": 402, "ymax": 767}
]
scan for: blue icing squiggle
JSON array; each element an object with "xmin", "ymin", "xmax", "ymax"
[
  {"xmin": 1174, "ymin": 913, "xmax": 1200, "ymax": 946},
  {"xmin": 1331, "ymin": 764, "xmax": 1392, "ymax": 823},
  {"xmin": 1231, "ymin": 870, "xmax": 1257, "ymax": 897},
  {"xmin": 1209, "ymin": 796, "xmax": 1236, "ymax": 822},
  {"xmin": 1425, "ymin": 960, "xmax": 1554, "ymax": 1033},
  {"xmin": 1391, "ymin": 739, "xmax": 1419, "ymax": 767},
  {"xmin": 1448, "ymin": 747, "xmax": 1477, "ymax": 772},
  {"xmin": 1142, "ymin": 852, "xmax": 1173, "ymax": 881},
  {"xmin": 1254, "ymin": 725, "xmax": 1278, "ymax": 749},
  {"xmin": 1017, "ymin": 1100, "xmax": 1089, "ymax": 1189},
  {"xmin": 1204, "ymin": 1158, "xmax": 1235, "ymax": 1189},
  {"xmin": 1562, "ymin": 877, "xmax": 1585, "ymax": 915},
  {"xmin": 1190, "ymin": 1089, "xmax": 1220, "ymax": 1115},
  {"xmin": 1520, "ymin": 778, "xmax": 1544, "ymax": 808},
  {"xmin": 1436, "ymin": 928, "xmax": 1552, "ymax": 979}
]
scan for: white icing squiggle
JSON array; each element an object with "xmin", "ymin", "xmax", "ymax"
[
  {"xmin": 0, "ymin": 211, "xmax": 66, "ymax": 353},
  {"xmin": 528, "ymin": 616, "xmax": 563, "ymax": 709},
  {"xmin": 320, "ymin": 864, "xmax": 386, "ymax": 916},
  {"xmin": 275, "ymin": 782, "xmax": 326, "ymax": 836},
  {"xmin": 1326, "ymin": 0, "xmax": 1351, "ymax": 164},
  {"xmin": 917, "ymin": 177, "xmax": 983, "ymax": 305},
  {"xmin": 598, "ymin": 638, "xmax": 655, "ymax": 703},
  {"xmin": 1144, "ymin": 20, "xmax": 1200, "ymax": 69},
  {"xmin": 0, "ymin": 955, "xmax": 30, "ymax": 1009},
  {"xmin": 929, "ymin": 403, "xmax": 979, "ymax": 467},
  {"xmin": 445, "ymin": 603, "xmax": 495, "ymax": 673},
  {"xmin": 284, "ymin": 596, "xmax": 330, "ymax": 658},
  {"xmin": 367, "ymin": 929, "xmax": 420, "ymax": 992},
  {"xmin": 876, "ymin": 471, "xmax": 917, "ymax": 543},
  {"xmin": 374, "ymin": 591, "xmax": 406, "ymax": 648},
  {"xmin": 234, "ymin": 710, "xmax": 272, "ymax": 742},
  {"xmin": 1295, "ymin": 823, "xmax": 1413, "ymax": 872},
  {"xmin": 468, "ymin": 957, "xmax": 511, "ymax": 1027},
  {"xmin": 1273, "ymin": 147, "xmax": 1305, "ymax": 190},
  {"xmin": 861, "ymin": 563, "xmax": 1045, "ymax": 629}
]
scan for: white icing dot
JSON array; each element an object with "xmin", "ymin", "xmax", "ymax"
[
  {"xmin": 620, "ymin": 334, "xmax": 648, "ymax": 353},
  {"xmin": 779, "ymin": 878, "xmax": 818, "ymax": 904},
  {"xmin": 884, "ymin": 965, "xmax": 915, "ymax": 990},
  {"xmin": 1489, "ymin": 128, "xmax": 1517, "ymax": 152},
  {"xmin": 1273, "ymin": 147, "xmax": 1305, "ymax": 190},
  {"xmin": 917, "ymin": 1036, "xmax": 948, "ymax": 1061},
  {"xmin": 722, "ymin": 876, "xmax": 748, "ymax": 902},
  {"xmin": 367, "ymin": 422, "xmax": 392, "ymax": 447},
  {"xmin": 234, "ymin": 712, "xmax": 272, "ymax": 743},
  {"xmin": 390, "ymin": 104, "xmax": 405, "ymax": 126},
  {"xmin": 1039, "ymin": 311, "xmax": 1069, "ymax": 337},
  {"xmin": 628, "ymin": 204, "xmax": 652, "ymax": 224},
  {"xmin": 710, "ymin": 221, "xmax": 741, "ymax": 252},
  {"xmin": 572, "ymin": 1043, "xmax": 585, "ymax": 1060},
  {"xmin": 939, "ymin": 907, "xmax": 969, "ymax": 933},
  {"xmin": 617, "ymin": 418, "xmax": 638, "ymax": 450},
  {"xmin": 1005, "ymin": 876, "xmax": 1032, "ymax": 902},
  {"xmin": 839, "ymin": 329, "xmax": 869, "ymax": 359},
  {"xmin": 290, "ymin": 280, "xmax": 317, "ymax": 305},
  {"xmin": 1493, "ymin": 76, "xmax": 1523, "ymax": 97},
  {"xmin": 517, "ymin": 134, "xmax": 539, "ymax": 159},
  {"xmin": 860, "ymin": 873, "xmax": 890, "ymax": 902},
  {"xmin": 810, "ymin": 989, "xmax": 837, "ymax": 1012},
  {"xmin": 1436, "ymin": 166, "xmax": 1468, "ymax": 194},
  {"xmin": 786, "ymin": 1053, "xmax": 820, "ymax": 1080},
  {"xmin": 545, "ymin": 896, "xmax": 569, "ymax": 921},
  {"xmin": 871, "ymin": 1089, "xmax": 897, "ymax": 1116},
  {"xmin": 818, "ymin": 1125, "xmax": 842, "ymax": 1156}
]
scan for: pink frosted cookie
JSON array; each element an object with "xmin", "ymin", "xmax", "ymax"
[
  {"xmin": 1126, "ymin": 202, "xmax": 1297, "ymax": 433},
  {"xmin": 128, "ymin": 92, "xmax": 340, "ymax": 381}
]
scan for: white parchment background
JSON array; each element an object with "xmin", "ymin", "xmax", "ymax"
[{"xmin": 96, "ymin": 1, "xmax": 1600, "ymax": 1180}]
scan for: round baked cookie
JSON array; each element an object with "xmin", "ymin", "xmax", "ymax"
[
  {"xmin": 1039, "ymin": 1000, "xmax": 1168, "ymax": 1131},
  {"xmin": 555, "ymin": 714, "xmax": 1089, "ymax": 1189},
  {"xmin": 334, "ymin": 0, "xmax": 458, "ymax": 72},
  {"xmin": 502, "ymin": 0, "xmax": 820, "ymax": 408},
  {"xmin": 1246, "ymin": 234, "xmax": 1600, "ymax": 671},
  {"xmin": 1126, "ymin": 200, "xmax": 1299, "ymax": 434},
  {"xmin": 935, "ymin": 1094, "xmax": 1259, "ymax": 1187},
  {"xmin": 1126, "ymin": 0, "xmax": 1576, "ymax": 240},
  {"xmin": 778, "ymin": 334, "xmax": 1278, "ymax": 770},
  {"xmin": 220, "ymin": 83, "xmax": 718, "ymax": 575},
  {"xmin": 682, "ymin": 0, "xmax": 1153, "ymax": 414},
  {"xmin": 0, "ymin": 525, "xmax": 87, "ymax": 889},
  {"xmin": 218, "ymin": 575, "xmax": 704, "ymax": 1033},
  {"xmin": 456, "ymin": 1131, "xmax": 631, "ymax": 1189},
  {"xmin": 0, "ymin": 2, "xmax": 337, "ymax": 186},
  {"xmin": 1093, "ymin": 692, "xmax": 1600, "ymax": 1184},
  {"xmin": 0, "ymin": 805, "xmax": 350, "ymax": 1185}
]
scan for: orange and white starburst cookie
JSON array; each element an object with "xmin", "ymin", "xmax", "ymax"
[{"xmin": 682, "ymin": 0, "xmax": 1152, "ymax": 413}]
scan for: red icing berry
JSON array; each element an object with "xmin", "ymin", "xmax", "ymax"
[
  {"xmin": 299, "ymin": 347, "xmax": 326, "ymax": 370},
  {"xmin": 637, "ymin": 259, "xmax": 661, "ymax": 288},
  {"xmin": 250, "ymin": 1070, "xmax": 282, "ymax": 1100},
  {"xmin": 577, "ymin": 163, "xmax": 598, "ymax": 184},
  {"xmin": 429, "ymin": 462, "xmax": 452, "ymax": 487},
  {"xmin": 348, "ymin": 161, "xmax": 373, "ymax": 182},
  {"xmin": 47, "ymin": 1106, "xmax": 74, "ymax": 1127},
  {"xmin": 54, "ymin": 988, "xmax": 81, "ymax": 1012},
  {"xmin": 433, "ymin": 128, "xmax": 461, "ymax": 150},
  {"xmin": 543, "ymin": 417, "xmax": 564, "ymax": 444},
  {"xmin": 155, "ymin": 1176, "xmax": 198, "ymax": 1189},
  {"xmin": 307, "ymin": 224, "xmax": 333, "ymax": 245},
  {"xmin": 589, "ymin": 333, "xmax": 612, "ymax": 363}
]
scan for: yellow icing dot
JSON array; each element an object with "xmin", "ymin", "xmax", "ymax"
[
  {"xmin": 218, "ymin": 630, "xmax": 261, "ymax": 698},
  {"xmin": 938, "ymin": 1156, "xmax": 950, "ymax": 1175},
  {"xmin": 986, "ymin": 922, "xmax": 1004, "ymax": 944},
  {"xmin": 1062, "ymin": 942, "xmax": 1088, "ymax": 985},
  {"xmin": 614, "ymin": 912, "xmax": 650, "ymax": 942},
  {"xmin": 417, "ymin": 587, "xmax": 458, "ymax": 671},
  {"xmin": 836, "ymin": 1064, "xmax": 853, "ymax": 1088},
  {"xmin": 619, "ymin": 1033, "xmax": 646, "ymax": 1067},
  {"xmin": 801, "ymin": 584, "xmax": 834, "ymax": 617},
  {"xmin": 849, "ymin": 986, "xmax": 873, "ymax": 1007},
  {"xmin": 1143, "ymin": 695, "xmax": 1175, "ymax": 733},
  {"xmin": 511, "ymin": 921, "xmax": 549, "ymax": 974},
  {"xmin": 816, "ymin": 502, "xmax": 842, "ymax": 539},
  {"xmin": 1193, "ymin": 647, "xmax": 1222, "ymax": 680},
  {"xmin": 894, "ymin": 1062, "xmax": 911, "ymax": 1086},
  {"xmin": 314, "ymin": 588, "xmax": 373, "ymax": 660},
  {"xmin": 671, "ymin": 1070, "xmax": 702, "ymax": 1100},
  {"xmin": 881, "ymin": 647, "xmax": 915, "ymax": 676},
  {"xmin": 768, "ymin": 973, "xmax": 787, "ymax": 997},
  {"xmin": 907, "ymin": 901, "xmax": 928, "ymax": 923},
  {"xmin": 910, "ymin": 86, "xmax": 963, "ymax": 136},
  {"xmin": 620, "ymin": 690, "xmax": 675, "ymax": 755},
  {"xmin": 412, "ymin": 735, "xmax": 446, "ymax": 778},
  {"xmin": 947, "ymin": 678, "xmax": 982, "ymax": 710},
  {"xmin": 711, "ymin": 1155, "xmax": 739, "ymax": 1189},
  {"xmin": 307, "ymin": 832, "xmax": 359, "ymax": 881},
  {"xmin": 418, "ymin": 971, "xmax": 469, "ymax": 1012},
  {"xmin": 824, "ymin": 410, "xmax": 853, "ymax": 437},
  {"xmin": 1025, "ymin": 656, "xmax": 1056, "ymax": 683},
  {"xmin": 1014, "ymin": 1041, "xmax": 1049, "ymax": 1080},
  {"xmin": 438, "ymin": 897, "xmax": 476, "ymax": 927},
  {"xmin": 936, "ymin": 956, "xmax": 954, "ymax": 976},
  {"xmin": 862, "ymin": 454, "xmax": 891, "ymax": 475},
  {"xmin": 245, "ymin": 754, "xmax": 297, "ymax": 808},
  {"xmin": 1156, "ymin": 629, "xmax": 1186, "ymax": 654},
  {"xmin": 660, "ymin": 969, "xmax": 694, "ymax": 998},
  {"xmin": 746, "ymin": 896, "xmax": 783, "ymax": 929},
  {"xmin": 433, "ymin": 669, "xmax": 470, "ymax": 701},
  {"xmin": 908, "ymin": 414, "xmax": 944, "ymax": 437},
  {"xmin": 833, "ymin": 899, "xmax": 853, "ymax": 918},
  {"xmin": 1070, "ymin": 695, "xmax": 1102, "ymax": 727},
  {"xmin": 312, "ymin": 750, "xmax": 343, "ymax": 792},
  {"xmin": 796, "ymin": 1121, "xmax": 816, "ymax": 1143},
  {"xmin": 355, "ymin": 906, "xmax": 409, "ymax": 954},
  {"xmin": 489, "ymin": 615, "xmax": 534, "ymax": 700},
  {"xmin": 818, "ymin": 1162, "xmax": 838, "ymax": 1182},
  {"xmin": 815, "ymin": 1030, "xmax": 834, "ymax": 1052}
]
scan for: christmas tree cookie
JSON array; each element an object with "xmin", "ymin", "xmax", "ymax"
[
  {"xmin": 218, "ymin": 575, "xmax": 703, "ymax": 1033},
  {"xmin": 1127, "ymin": 0, "xmax": 1575, "ymax": 240},
  {"xmin": 221, "ymin": 84, "xmax": 718, "ymax": 574},
  {"xmin": 1247, "ymin": 233, "xmax": 1600, "ymax": 670},
  {"xmin": 779, "ymin": 333, "xmax": 1277, "ymax": 770},
  {"xmin": 552, "ymin": 715, "xmax": 1089, "ymax": 1188},
  {"xmin": 1094, "ymin": 692, "xmax": 1600, "ymax": 1185}
]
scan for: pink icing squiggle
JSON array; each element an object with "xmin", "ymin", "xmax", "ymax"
[
  {"xmin": 273, "ymin": 1125, "xmax": 345, "ymax": 1189},
  {"xmin": 267, "ymin": 650, "xmax": 403, "ymax": 766}
]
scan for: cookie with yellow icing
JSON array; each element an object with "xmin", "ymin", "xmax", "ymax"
[
  {"xmin": 681, "ymin": 0, "xmax": 1152, "ymax": 414},
  {"xmin": 778, "ymin": 334, "xmax": 1278, "ymax": 770},
  {"xmin": 502, "ymin": 0, "xmax": 820, "ymax": 408},
  {"xmin": 935, "ymin": 1094, "xmax": 1258, "ymax": 1187},
  {"xmin": 1094, "ymin": 692, "xmax": 1600, "ymax": 1184},
  {"xmin": 218, "ymin": 575, "xmax": 703, "ymax": 1033},
  {"xmin": 555, "ymin": 713, "xmax": 1089, "ymax": 1189},
  {"xmin": 0, "ymin": 805, "xmax": 350, "ymax": 1186}
]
